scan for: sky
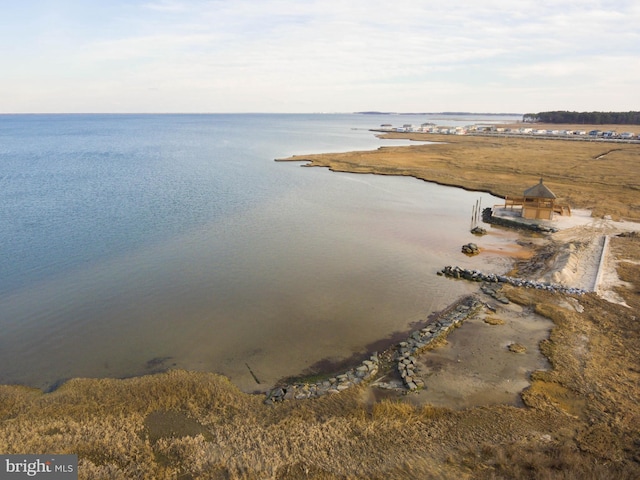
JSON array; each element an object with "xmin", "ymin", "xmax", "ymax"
[{"xmin": 1, "ymin": 0, "xmax": 639, "ymax": 113}]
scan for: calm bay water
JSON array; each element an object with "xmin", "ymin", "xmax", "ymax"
[{"xmin": 0, "ymin": 113, "xmax": 521, "ymax": 391}]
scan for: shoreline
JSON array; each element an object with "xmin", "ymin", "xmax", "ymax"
[
  {"xmin": 1, "ymin": 129, "xmax": 639, "ymax": 478},
  {"xmin": 6, "ymin": 130, "xmax": 636, "ymax": 398},
  {"xmin": 276, "ymin": 153, "xmax": 508, "ymax": 199},
  {"xmin": 276, "ymin": 125, "xmax": 640, "ymax": 222},
  {"xmin": 265, "ymin": 295, "xmax": 484, "ymax": 404},
  {"xmin": 270, "ymin": 131, "xmax": 640, "ymax": 408}
]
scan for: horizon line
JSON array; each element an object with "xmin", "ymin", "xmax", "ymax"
[{"xmin": 0, "ymin": 111, "xmax": 525, "ymax": 116}]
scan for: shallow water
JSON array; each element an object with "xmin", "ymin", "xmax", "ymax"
[{"xmin": 0, "ymin": 113, "xmax": 522, "ymax": 391}]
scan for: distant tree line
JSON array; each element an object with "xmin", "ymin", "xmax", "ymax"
[{"xmin": 523, "ymin": 111, "xmax": 640, "ymax": 124}]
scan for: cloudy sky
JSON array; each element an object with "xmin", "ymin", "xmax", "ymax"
[{"xmin": 2, "ymin": 0, "xmax": 639, "ymax": 113}]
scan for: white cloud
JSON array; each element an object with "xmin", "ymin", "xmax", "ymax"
[
  {"xmin": 1, "ymin": 0, "xmax": 639, "ymax": 112},
  {"xmin": 142, "ymin": 0, "xmax": 188, "ymax": 12}
]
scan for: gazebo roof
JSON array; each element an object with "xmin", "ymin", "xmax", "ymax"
[{"xmin": 523, "ymin": 178, "xmax": 556, "ymax": 199}]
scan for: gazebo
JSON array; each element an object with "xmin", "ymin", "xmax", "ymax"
[
  {"xmin": 503, "ymin": 178, "xmax": 571, "ymax": 220},
  {"xmin": 522, "ymin": 178, "xmax": 556, "ymax": 220}
]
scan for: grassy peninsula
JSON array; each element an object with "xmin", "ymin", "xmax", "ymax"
[
  {"xmin": 281, "ymin": 129, "xmax": 640, "ymax": 221},
  {"xmin": 1, "ymin": 128, "xmax": 639, "ymax": 479}
]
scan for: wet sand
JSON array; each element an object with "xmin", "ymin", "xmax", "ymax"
[{"xmin": 407, "ymin": 300, "xmax": 553, "ymax": 409}]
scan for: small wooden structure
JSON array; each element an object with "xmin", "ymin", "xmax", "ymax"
[
  {"xmin": 504, "ymin": 178, "xmax": 570, "ymax": 220},
  {"xmin": 522, "ymin": 178, "xmax": 556, "ymax": 220}
]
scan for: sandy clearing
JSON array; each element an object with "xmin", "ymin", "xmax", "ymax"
[
  {"xmin": 494, "ymin": 206, "xmax": 640, "ymax": 299},
  {"xmin": 406, "ymin": 301, "xmax": 554, "ymax": 409},
  {"xmin": 545, "ymin": 212, "xmax": 639, "ymax": 303}
]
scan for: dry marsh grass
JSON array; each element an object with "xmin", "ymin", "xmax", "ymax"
[
  {"xmin": 2, "ymin": 347, "xmax": 638, "ymax": 479},
  {"xmin": 1, "ymin": 136, "xmax": 639, "ymax": 478},
  {"xmin": 279, "ymin": 131, "xmax": 640, "ymax": 221}
]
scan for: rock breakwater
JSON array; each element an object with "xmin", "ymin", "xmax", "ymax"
[
  {"xmin": 482, "ymin": 207, "xmax": 557, "ymax": 233},
  {"xmin": 438, "ymin": 265, "xmax": 587, "ymax": 295},
  {"xmin": 390, "ymin": 297, "xmax": 483, "ymax": 391},
  {"xmin": 264, "ymin": 354, "xmax": 380, "ymax": 404},
  {"xmin": 265, "ymin": 296, "xmax": 483, "ymax": 403}
]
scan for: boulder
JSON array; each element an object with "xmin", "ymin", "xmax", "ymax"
[{"xmin": 461, "ymin": 243, "xmax": 480, "ymax": 255}]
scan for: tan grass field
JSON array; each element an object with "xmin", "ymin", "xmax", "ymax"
[
  {"xmin": 281, "ymin": 128, "xmax": 640, "ymax": 221},
  {"xmin": 1, "ymin": 131, "xmax": 639, "ymax": 479}
]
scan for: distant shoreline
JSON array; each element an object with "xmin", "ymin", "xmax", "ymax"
[{"xmin": 355, "ymin": 111, "xmax": 522, "ymax": 116}]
